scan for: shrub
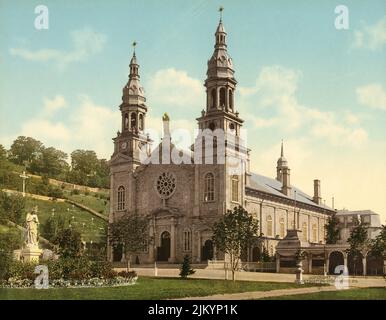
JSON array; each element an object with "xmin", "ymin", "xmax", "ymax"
[
  {"xmin": 179, "ymin": 255, "xmax": 195, "ymax": 279},
  {"xmin": 90, "ymin": 261, "xmax": 116, "ymax": 279},
  {"xmin": 7, "ymin": 261, "xmax": 38, "ymax": 280},
  {"xmin": 71, "ymin": 189, "xmax": 80, "ymax": 195},
  {"xmin": 0, "ymin": 232, "xmax": 23, "ymax": 280},
  {"xmin": 117, "ymin": 270, "xmax": 137, "ymax": 279}
]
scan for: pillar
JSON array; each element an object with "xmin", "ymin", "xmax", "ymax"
[
  {"xmin": 343, "ymin": 252, "xmax": 348, "ymax": 272},
  {"xmin": 325, "ymin": 255, "xmax": 329, "ymax": 275},
  {"xmin": 170, "ymin": 222, "xmax": 176, "ymax": 263},
  {"xmin": 276, "ymin": 253, "xmax": 280, "ymax": 273},
  {"xmin": 148, "ymin": 223, "xmax": 154, "ymax": 262},
  {"xmin": 362, "ymin": 256, "xmax": 367, "ymax": 276},
  {"xmin": 196, "ymin": 231, "xmax": 201, "ymax": 263},
  {"xmin": 308, "ymin": 254, "xmax": 313, "ymax": 274}
]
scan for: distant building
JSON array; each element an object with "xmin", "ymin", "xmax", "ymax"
[{"xmin": 336, "ymin": 210, "xmax": 382, "ymax": 243}]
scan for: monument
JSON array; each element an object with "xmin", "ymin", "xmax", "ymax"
[{"xmin": 20, "ymin": 206, "xmax": 43, "ymax": 262}]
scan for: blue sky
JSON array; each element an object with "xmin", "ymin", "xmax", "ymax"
[{"xmin": 0, "ymin": 0, "xmax": 385, "ymax": 219}]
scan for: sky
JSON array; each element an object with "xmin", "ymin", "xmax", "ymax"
[{"xmin": 0, "ymin": 0, "xmax": 385, "ymax": 221}]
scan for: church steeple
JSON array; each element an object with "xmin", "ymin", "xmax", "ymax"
[
  {"xmin": 197, "ymin": 8, "xmax": 243, "ymax": 135},
  {"xmin": 112, "ymin": 42, "xmax": 151, "ymax": 163},
  {"xmin": 276, "ymin": 140, "xmax": 289, "ymax": 182}
]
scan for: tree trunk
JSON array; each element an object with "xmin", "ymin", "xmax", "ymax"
[{"xmin": 127, "ymin": 254, "xmax": 132, "ymax": 272}]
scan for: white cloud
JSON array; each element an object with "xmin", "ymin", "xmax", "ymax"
[
  {"xmin": 240, "ymin": 65, "xmax": 368, "ymax": 147},
  {"xmin": 9, "ymin": 27, "xmax": 107, "ymax": 69},
  {"xmin": 42, "ymin": 95, "xmax": 66, "ymax": 115},
  {"xmin": 17, "ymin": 95, "xmax": 119, "ymax": 159},
  {"xmin": 353, "ymin": 16, "xmax": 386, "ymax": 51},
  {"xmin": 147, "ymin": 68, "xmax": 204, "ymax": 108},
  {"xmin": 356, "ymin": 83, "xmax": 386, "ymax": 111}
]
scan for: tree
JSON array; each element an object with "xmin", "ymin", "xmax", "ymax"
[
  {"xmin": 0, "ymin": 232, "xmax": 23, "ymax": 280},
  {"xmin": 212, "ymin": 206, "xmax": 259, "ymax": 281},
  {"xmin": 109, "ymin": 213, "xmax": 151, "ymax": 269},
  {"xmin": 370, "ymin": 225, "xmax": 386, "ymax": 259},
  {"xmin": 0, "ymin": 144, "xmax": 6, "ymax": 160},
  {"xmin": 53, "ymin": 227, "xmax": 83, "ymax": 259},
  {"xmin": 261, "ymin": 246, "xmax": 271, "ymax": 262},
  {"xmin": 179, "ymin": 255, "xmax": 195, "ymax": 279},
  {"xmin": 325, "ymin": 211, "xmax": 340, "ymax": 244},
  {"xmin": 8, "ymin": 136, "xmax": 44, "ymax": 166},
  {"xmin": 0, "ymin": 191, "xmax": 25, "ymax": 225},
  {"xmin": 41, "ymin": 214, "xmax": 65, "ymax": 243},
  {"xmin": 346, "ymin": 219, "xmax": 370, "ymax": 274},
  {"xmin": 30, "ymin": 147, "xmax": 69, "ymax": 178}
]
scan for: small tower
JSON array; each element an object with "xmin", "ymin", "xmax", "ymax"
[
  {"xmin": 112, "ymin": 42, "xmax": 151, "ymax": 164},
  {"xmin": 276, "ymin": 140, "xmax": 288, "ymax": 183}
]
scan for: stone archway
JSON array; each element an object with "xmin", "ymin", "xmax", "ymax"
[
  {"xmin": 202, "ymin": 239, "xmax": 214, "ymax": 261},
  {"xmin": 329, "ymin": 251, "xmax": 344, "ymax": 274},
  {"xmin": 157, "ymin": 231, "xmax": 171, "ymax": 261}
]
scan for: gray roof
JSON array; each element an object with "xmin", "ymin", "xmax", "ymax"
[
  {"xmin": 336, "ymin": 210, "xmax": 378, "ymax": 216},
  {"xmin": 248, "ymin": 172, "xmax": 331, "ymax": 210}
]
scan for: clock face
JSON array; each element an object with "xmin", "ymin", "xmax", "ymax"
[{"xmin": 121, "ymin": 142, "xmax": 127, "ymax": 149}]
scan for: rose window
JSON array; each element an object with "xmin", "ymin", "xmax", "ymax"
[{"xmin": 155, "ymin": 172, "xmax": 176, "ymax": 199}]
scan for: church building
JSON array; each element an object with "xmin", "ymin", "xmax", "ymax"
[{"xmin": 108, "ymin": 16, "xmax": 334, "ymax": 264}]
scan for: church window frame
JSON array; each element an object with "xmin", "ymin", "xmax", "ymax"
[
  {"xmin": 204, "ymin": 172, "xmax": 215, "ymax": 202},
  {"xmin": 267, "ymin": 215, "xmax": 273, "ymax": 237},
  {"xmin": 211, "ymin": 88, "xmax": 216, "ymax": 109},
  {"xmin": 183, "ymin": 229, "xmax": 192, "ymax": 252},
  {"xmin": 219, "ymin": 87, "xmax": 226, "ymax": 107},
  {"xmin": 117, "ymin": 186, "xmax": 125, "ymax": 211},
  {"xmin": 130, "ymin": 112, "xmax": 137, "ymax": 130},
  {"xmin": 138, "ymin": 113, "xmax": 144, "ymax": 131},
  {"xmin": 229, "ymin": 90, "xmax": 233, "ymax": 110},
  {"xmin": 124, "ymin": 113, "xmax": 129, "ymax": 129},
  {"xmin": 231, "ymin": 175, "xmax": 239, "ymax": 203}
]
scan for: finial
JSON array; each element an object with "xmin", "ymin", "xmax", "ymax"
[
  {"xmin": 162, "ymin": 112, "xmax": 170, "ymax": 121},
  {"xmin": 219, "ymin": 6, "xmax": 224, "ymax": 21},
  {"xmin": 281, "ymin": 139, "xmax": 284, "ymax": 157},
  {"xmin": 132, "ymin": 41, "xmax": 137, "ymax": 55}
]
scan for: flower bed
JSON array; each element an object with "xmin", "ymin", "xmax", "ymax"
[{"xmin": 0, "ymin": 275, "xmax": 138, "ymax": 289}]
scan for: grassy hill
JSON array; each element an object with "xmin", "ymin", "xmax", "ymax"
[
  {"xmin": 25, "ymin": 198, "xmax": 107, "ymax": 244},
  {"xmin": 64, "ymin": 191, "xmax": 109, "ymax": 217}
]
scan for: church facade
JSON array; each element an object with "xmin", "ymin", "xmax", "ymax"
[{"xmin": 108, "ymin": 17, "xmax": 334, "ymax": 264}]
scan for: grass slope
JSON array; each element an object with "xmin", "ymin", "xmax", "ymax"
[
  {"xmin": 25, "ymin": 198, "xmax": 107, "ymax": 243},
  {"xmin": 0, "ymin": 277, "xmax": 320, "ymax": 300},
  {"xmin": 64, "ymin": 192, "xmax": 109, "ymax": 216}
]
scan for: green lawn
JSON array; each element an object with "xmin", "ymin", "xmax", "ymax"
[
  {"xmin": 25, "ymin": 198, "xmax": 107, "ymax": 243},
  {"xmin": 0, "ymin": 277, "xmax": 319, "ymax": 300},
  {"xmin": 262, "ymin": 287, "xmax": 386, "ymax": 300},
  {"xmin": 64, "ymin": 192, "xmax": 109, "ymax": 216}
]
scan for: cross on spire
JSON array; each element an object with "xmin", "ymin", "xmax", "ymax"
[
  {"xmin": 132, "ymin": 41, "xmax": 137, "ymax": 55},
  {"xmin": 219, "ymin": 6, "xmax": 224, "ymax": 21}
]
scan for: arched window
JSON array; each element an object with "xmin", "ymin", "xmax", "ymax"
[
  {"xmin": 117, "ymin": 186, "xmax": 125, "ymax": 211},
  {"xmin": 204, "ymin": 173, "xmax": 215, "ymax": 202},
  {"xmin": 267, "ymin": 215, "xmax": 273, "ymax": 237},
  {"xmin": 312, "ymin": 224, "xmax": 317, "ymax": 243},
  {"xmin": 279, "ymin": 217, "xmax": 285, "ymax": 238},
  {"xmin": 211, "ymin": 89, "xmax": 216, "ymax": 108},
  {"xmin": 302, "ymin": 222, "xmax": 308, "ymax": 241},
  {"xmin": 219, "ymin": 87, "xmax": 226, "ymax": 107},
  {"xmin": 130, "ymin": 112, "xmax": 137, "ymax": 130},
  {"xmin": 138, "ymin": 114, "xmax": 144, "ymax": 131},
  {"xmin": 183, "ymin": 229, "xmax": 192, "ymax": 251},
  {"xmin": 229, "ymin": 90, "xmax": 233, "ymax": 110},
  {"xmin": 124, "ymin": 113, "xmax": 129, "ymax": 129},
  {"xmin": 231, "ymin": 175, "xmax": 239, "ymax": 202}
]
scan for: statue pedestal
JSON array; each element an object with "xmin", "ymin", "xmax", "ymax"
[{"xmin": 21, "ymin": 246, "xmax": 42, "ymax": 263}]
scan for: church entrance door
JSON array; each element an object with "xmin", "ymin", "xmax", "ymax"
[
  {"xmin": 202, "ymin": 240, "xmax": 214, "ymax": 261},
  {"xmin": 157, "ymin": 231, "xmax": 171, "ymax": 261}
]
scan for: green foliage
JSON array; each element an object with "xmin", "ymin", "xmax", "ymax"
[
  {"xmin": 325, "ymin": 212, "xmax": 340, "ymax": 244},
  {"xmin": 0, "ymin": 191, "xmax": 25, "ymax": 225},
  {"xmin": 0, "ymin": 232, "xmax": 23, "ymax": 280},
  {"xmin": 261, "ymin": 247, "xmax": 271, "ymax": 262},
  {"xmin": 0, "ymin": 144, "xmax": 6, "ymax": 159},
  {"xmin": 7, "ymin": 261, "xmax": 38, "ymax": 280},
  {"xmin": 41, "ymin": 214, "xmax": 66, "ymax": 242},
  {"xmin": 347, "ymin": 220, "xmax": 370, "ymax": 262},
  {"xmin": 179, "ymin": 255, "xmax": 195, "ymax": 279},
  {"xmin": 29, "ymin": 147, "xmax": 69, "ymax": 178},
  {"xmin": 53, "ymin": 227, "xmax": 83, "ymax": 259},
  {"xmin": 212, "ymin": 206, "xmax": 259, "ymax": 280},
  {"xmin": 8, "ymin": 136, "xmax": 44, "ymax": 166},
  {"xmin": 370, "ymin": 225, "xmax": 386, "ymax": 259},
  {"xmin": 109, "ymin": 213, "xmax": 151, "ymax": 262}
]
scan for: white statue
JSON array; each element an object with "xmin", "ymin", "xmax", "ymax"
[{"xmin": 26, "ymin": 206, "xmax": 40, "ymax": 248}]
